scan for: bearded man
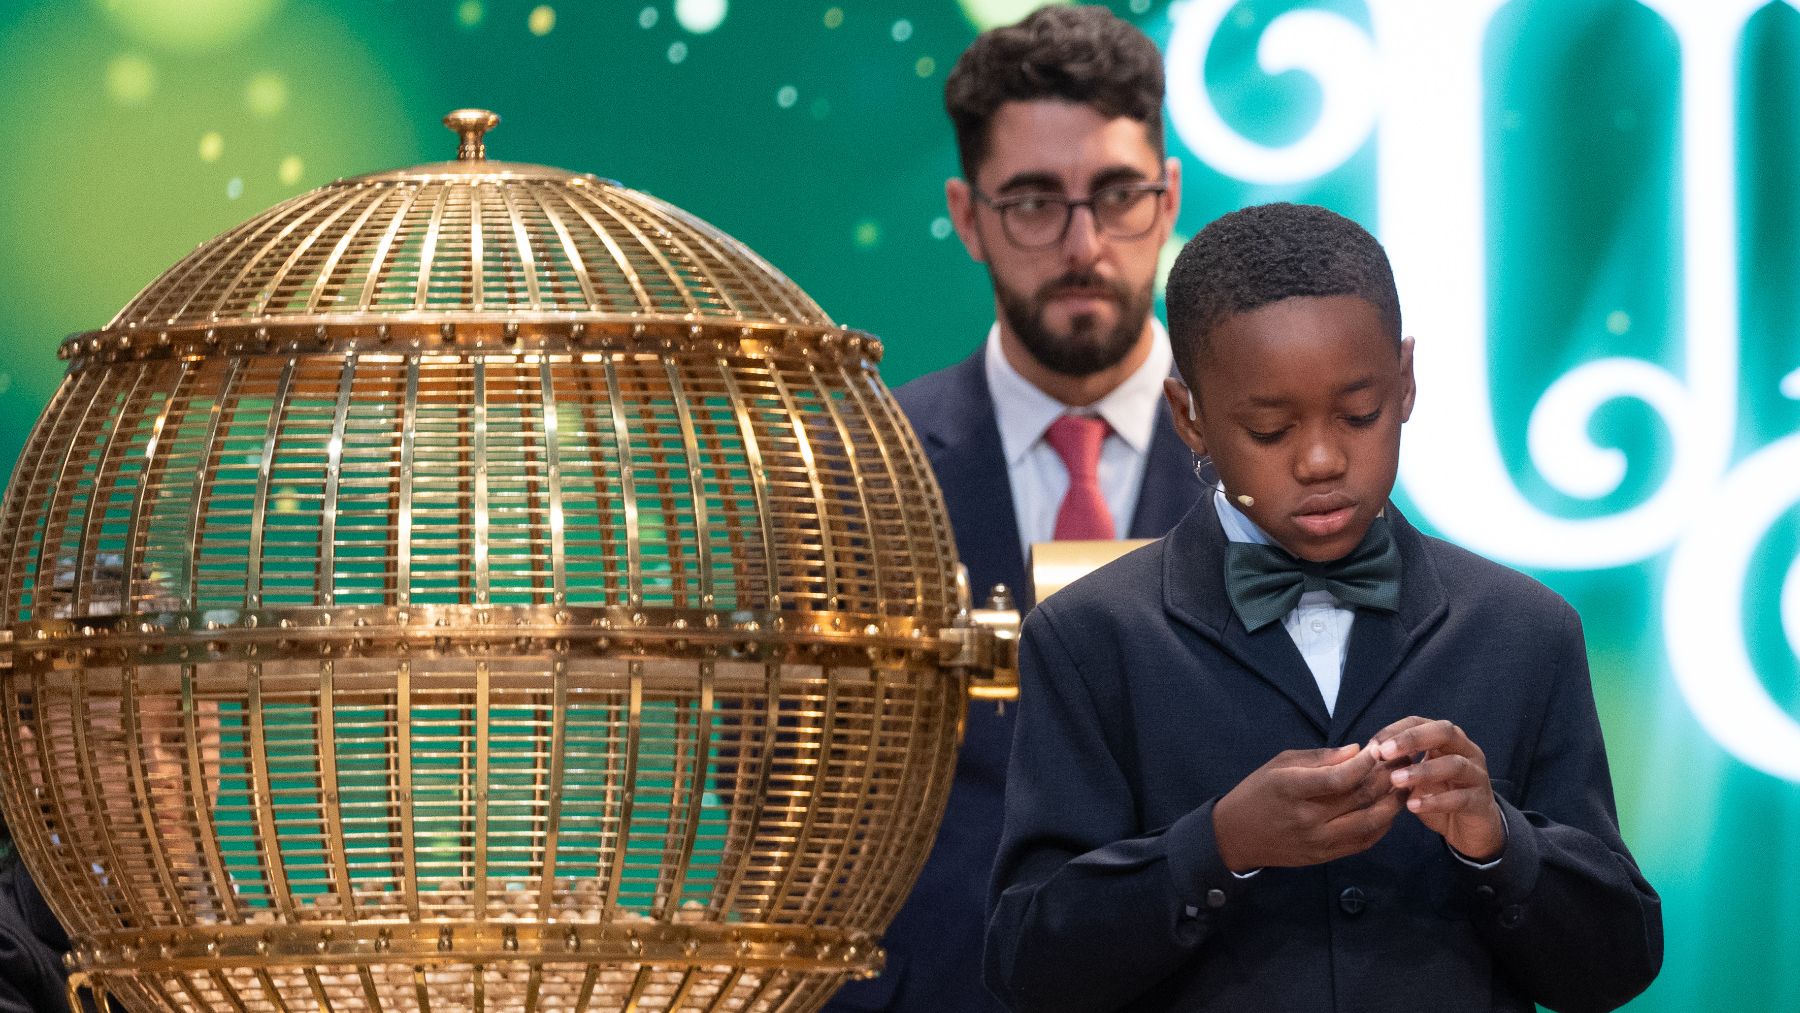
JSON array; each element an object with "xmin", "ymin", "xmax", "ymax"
[{"xmin": 825, "ymin": 7, "xmax": 1200, "ymax": 1011}]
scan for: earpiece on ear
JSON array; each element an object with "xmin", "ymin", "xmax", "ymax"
[
  {"xmin": 1236, "ymin": 494, "xmax": 1256, "ymax": 508},
  {"xmin": 1186, "ymin": 390, "xmax": 1198, "ymax": 421}
]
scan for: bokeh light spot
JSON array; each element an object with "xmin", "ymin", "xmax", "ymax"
[
  {"xmin": 244, "ymin": 72, "xmax": 288, "ymax": 118},
  {"xmin": 675, "ymin": 0, "xmax": 727, "ymax": 34},
  {"xmin": 226, "ymin": 177, "xmax": 245, "ymax": 200},
  {"xmin": 1781, "ymin": 367, "xmax": 1800, "ymax": 401},
  {"xmin": 1606, "ymin": 310, "xmax": 1631, "ymax": 336},
  {"xmin": 104, "ymin": 54, "xmax": 156, "ymax": 105},
  {"xmin": 854, "ymin": 220, "xmax": 881, "ymax": 249},
  {"xmin": 891, "ymin": 19, "xmax": 913, "ymax": 42},
  {"xmin": 99, "ymin": 0, "xmax": 279, "ymax": 54},
  {"xmin": 278, "ymin": 155, "xmax": 303, "ymax": 186},
  {"xmin": 823, "ymin": 7, "xmax": 844, "ymax": 29},
  {"xmin": 1129, "ymin": 0, "xmax": 1151, "ymax": 11},
  {"xmin": 776, "ymin": 85, "xmax": 798, "ymax": 109},
  {"xmin": 956, "ymin": 0, "xmax": 1069, "ymax": 31},
  {"xmin": 457, "ymin": 0, "xmax": 484, "ymax": 28},
  {"xmin": 639, "ymin": 6, "xmax": 659, "ymax": 29},
  {"xmin": 198, "ymin": 131, "xmax": 224, "ymax": 162},
  {"xmin": 529, "ymin": 6, "xmax": 556, "ymax": 35},
  {"xmin": 916, "ymin": 56, "xmax": 936, "ymax": 77},
  {"xmin": 0, "ymin": 374, "xmax": 12, "ymax": 396},
  {"xmin": 667, "ymin": 40, "xmax": 689, "ymax": 63},
  {"xmin": 930, "ymin": 217, "xmax": 953, "ymax": 240},
  {"xmin": 1232, "ymin": 5, "xmax": 1256, "ymax": 29}
]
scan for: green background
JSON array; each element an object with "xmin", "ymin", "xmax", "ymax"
[{"xmin": 1, "ymin": 1, "xmax": 1796, "ymax": 1010}]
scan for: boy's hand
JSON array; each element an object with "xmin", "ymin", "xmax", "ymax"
[
  {"xmin": 1212, "ymin": 743, "xmax": 1404, "ymax": 871},
  {"xmin": 1371, "ymin": 716, "xmax": 1505, "ymax": 861}
]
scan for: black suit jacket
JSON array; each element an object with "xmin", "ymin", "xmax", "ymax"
[
  {"xmin": 985, "ymin": 498, "xmax": 1663, "ymax": 1012},
  {"xmin": 827, "ymin": 350, "xmax": 1200, "ymax": 1012},
  {"xmin": 0, "ymin": 860, "xmax": 78, "ymax": 1013}
]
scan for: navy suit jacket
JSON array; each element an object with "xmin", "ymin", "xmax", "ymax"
[
  {"xmin": 986, "ymin": 498, "xmax": 1662, "ymax": 1013},
  {"xmin": 0, "ymin": 860, "xmax": 80, "ymax": 1013},
  {"xmin": 826, "ymin": 350, "xmax": 1200, "ymax": 1012}
]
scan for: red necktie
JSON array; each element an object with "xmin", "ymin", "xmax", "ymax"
[{"xmin": 1044, "ymin": 414, "xmax": 1116, "ymax": 540}]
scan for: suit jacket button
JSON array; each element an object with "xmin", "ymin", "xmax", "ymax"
[
  {"xmin": 1474, "ymin": 885, "xmax": 1497, "ymax": 902},
  {"xmin": 1206, "ymin": 888, "xmax": 1227, "ymax": 909},
  {"xmin": 1338, "ymin": 887, "xmax": 1366, "ymax": 916},
  {"xmin": 1499, "ymin": 905, "xmax": 1525, "ymax": 929}
]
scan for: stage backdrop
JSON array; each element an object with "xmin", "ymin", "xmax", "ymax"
[{"xmin": 2, "ymin": 1, "xmax": 1796, "ymax": 1009}]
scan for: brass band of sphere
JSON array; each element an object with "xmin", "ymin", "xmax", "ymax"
[
  {"xmin": 56, "ymin": 321, "xmax": 884, "ymax": 367},
  {"xmin": 0, "ymin": 605, "xmax": 1000, "ymax": 672},
  {"xmin": 70, "ymin": 921, "xmax": 884, "ymax": 974}
]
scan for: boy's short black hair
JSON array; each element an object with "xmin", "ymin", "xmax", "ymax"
[
  {"xmin": 1165, "ymin": 202, "xmax": 1402, "ymax": 380},
  {"xmin": 944, "ymin": 5, "xmax": 1165, "ymax": 181}
]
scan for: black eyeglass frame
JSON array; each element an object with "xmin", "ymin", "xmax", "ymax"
[{"xmin": 968, "ymin": 179, "xmax": 1170, "ymax": 250}]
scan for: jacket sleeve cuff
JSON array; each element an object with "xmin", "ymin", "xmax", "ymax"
[
  {"xmin": 1454, "ymin": 794, "xmax": 1542, "ymax": 924},
  {"xmin": 1163, "ymin": 799, "xmax": 1256, "ymax": 936}
]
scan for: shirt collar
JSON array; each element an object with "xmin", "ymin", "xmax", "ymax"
[{"xmin": 983, "ymin": 318, "xmax": 1173, "ymax": 468}]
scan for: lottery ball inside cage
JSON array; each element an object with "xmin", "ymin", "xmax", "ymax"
[{"xmin": 0, "ymin": 111, "xmax": 1015, "ymax": 1013}]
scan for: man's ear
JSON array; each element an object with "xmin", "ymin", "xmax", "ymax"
[
  {"xmin": 945, "ymin": 177, "xmax": 986, "ymax": 264},
  {"xmin": 1397, "ymin": 336, "xmax": 1417, "ymax": 422},
  {"xmin": 1163, "ymin": 377, "xmax": 1208, "ymax": 457},
  {"xmin": 1157, "ymin": 156, "xmax": 1182, "ymax": 246}
]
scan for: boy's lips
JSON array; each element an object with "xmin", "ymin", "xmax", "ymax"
[
  {"xmin": 1292, "ymin": 507, "xmax": 1355, "ymax": 538},
  {"xmin": 1291, "ymin": 495, "xmax": 1357, "ymax": 538}
]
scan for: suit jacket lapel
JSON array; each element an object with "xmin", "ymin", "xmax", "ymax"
[
  {"xmin": 1328, "ymin": 508, "xmax": 1449, "ymax": 737},
  {"xmin": 911, "ymin": 352, "xmax": 1032, "ymax": 612},
  {"xmin": 1162, "ymin": 498, "xmax": 1332, "ymax": 735},
  {"xmin": 1127, "ymin": 398, "xmax": 1202, "ymax": 539}
]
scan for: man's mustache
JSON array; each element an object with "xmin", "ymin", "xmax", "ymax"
[{"xmin": 1035, "ymin": 273, "xmax": 1129, "ymax": 304}]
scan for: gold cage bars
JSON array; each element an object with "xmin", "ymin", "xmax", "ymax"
[{"xmin": 0, "ymin": 111, "xmax": 1004, "ymax": 1013}]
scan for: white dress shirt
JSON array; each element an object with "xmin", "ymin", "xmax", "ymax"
[{"xmin": 984, "ymin": 321, "xmax": 1174, "ymax": 560}]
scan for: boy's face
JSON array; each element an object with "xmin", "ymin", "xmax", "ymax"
[{"xmin": 1165, "ymin": 294, "xmax": 1415, "ymax": 562}]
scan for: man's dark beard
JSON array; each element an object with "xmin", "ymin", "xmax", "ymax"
[{"xmin": 993, "ymin": 269, "xmax": 1151, "ymax": 378}]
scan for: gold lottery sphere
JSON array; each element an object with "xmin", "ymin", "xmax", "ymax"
[{"xmin": 0, "ymin": 111, "xmax": 1009, "ymax": 1012}]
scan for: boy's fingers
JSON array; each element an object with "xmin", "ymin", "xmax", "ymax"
[
  {"xmin": 1390, "ymin": 754, "xmax": 1485, "ymax": 793},
  {"xmin": 1404, "ymin": 785, "xmax": 1493, "ymax": 816},
  {"xmin": 1324, "ymin": 790, "xmax": 1402, "ymax": 848},
  {"xmin": 1368, "ymin": 715, "xmax": 1430, "ymax": 749},
  {"xmin": 1288, "ymin": 745, "xmax": 1381, "ymax": 798},
  {"xmin": 1376, "ymin": 718, "xmax": 1473, "ymax": 761},
  {"xmin": 1274, "ymin": 743, "xmax": 1363, "ymax": 769}
]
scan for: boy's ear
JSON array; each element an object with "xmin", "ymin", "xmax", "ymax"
[
  {"xmin": 944, "ymin": 178, "xmax": 987, "ymax": 264},
  {"xmin": 1397, "ymin": 336, "xmax": 1417, "ymax": 422},
  {"xmin": 1163, "ymin": 377, "xmax": 1208, "ymax": 457}
]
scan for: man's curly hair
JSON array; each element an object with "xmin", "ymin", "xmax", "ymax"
[
  {"xmin": 944, "ymin": 5, "xmax": 1165, "ymax": 181},
  {"xmin": 1165, "ymin": 202, "xmax": 1402, "ymax": 379}
]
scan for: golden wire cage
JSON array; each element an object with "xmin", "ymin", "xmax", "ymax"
[{"xmin": 0, "ymin": 111, "xmax": 1009, "ymax": 1012}]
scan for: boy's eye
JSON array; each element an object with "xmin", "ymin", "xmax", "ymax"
[
  {"xmin": 1246, "ymin": 427, "xmax": 1287, "ymax": 444},
  {"xmin": 1344, "ymin": 409, "xmax": 1383, "ymax": 427}
]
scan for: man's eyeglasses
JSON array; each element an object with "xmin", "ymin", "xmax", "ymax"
[{"xmin": 970, "ymin": 180, "xmax": 1168, "ymax": 250}]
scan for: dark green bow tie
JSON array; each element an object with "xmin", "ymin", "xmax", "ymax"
[{"xmin": 1223, "ymin": 514, "xmax": 1403, "ymax": 632}]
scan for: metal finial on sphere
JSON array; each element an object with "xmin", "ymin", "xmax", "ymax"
[{"xmin": 0, "ymin": 110, "xmax": 1009, "ymax": 1013}]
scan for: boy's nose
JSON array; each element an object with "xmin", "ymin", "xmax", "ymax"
[{"xmin": 1294, "ymin": 433, "xmax": 1348, "ymax": 482}]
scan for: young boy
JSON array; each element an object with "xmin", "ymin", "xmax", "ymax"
[{"xmin": 983, "ymin": 203, "xmax": 1662, "ymax": 1012}]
